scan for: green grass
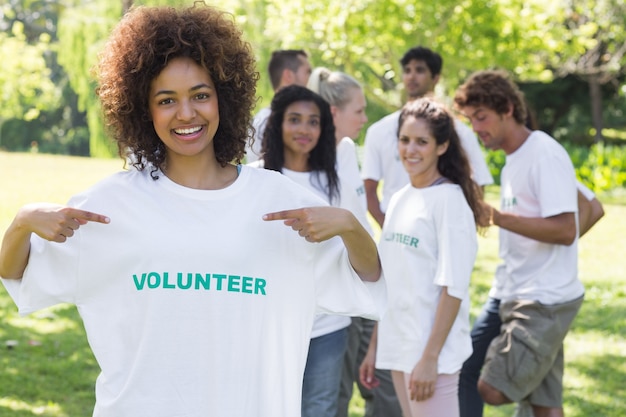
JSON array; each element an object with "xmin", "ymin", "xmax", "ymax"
[
  {"xmin": 0, "ymin": 151, "xmax": 625, "ymax": 417},
  {"xmin": 0, "ymin": 151, "xmax": 123, "ymax": 417}
]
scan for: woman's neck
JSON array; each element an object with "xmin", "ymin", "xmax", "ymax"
[
  {"xmin": 409, "ymin": 170, "xmax": 443, "ymax": 189},
  {"xmin": 163, "ymin": 155, "xmax": 238, "ymax": 190},
  {"xmin": 283, "ymin": 153, "xmax": 310, "ymax": 172}
]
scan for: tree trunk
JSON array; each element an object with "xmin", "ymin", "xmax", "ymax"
[{"xmin": 588, "ymin": 74, "xmax": 604, "ymax": 143}]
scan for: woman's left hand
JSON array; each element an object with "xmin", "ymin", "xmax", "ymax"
[
  {"xmin": 263, "ymin": 206, "xmax": 353, "ymax": 242},
  {"xmin": 408, "ymin": 358, "xmax": 438, "ymax": 402}
]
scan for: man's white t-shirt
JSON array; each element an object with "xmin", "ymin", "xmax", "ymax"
[
  {"xmin": 361, "ymin": 110, "xmax": 493, "ymax": 213},
  {"xmin": 491, "ymin": 131, "xmax": 583, "ymax": 304},
  {"xmin": 577, "ymin": 180, "xmax": 595, "ymax": 201},
  {"xmin": 1, "ymin": 166, "xmax": 386, "ymax": 417},
  {"xmin": 247, "ymin": 106, "xmax": 271, "ymax": 163},
  {"xmin": 376, "ymin": 183, "xmax": 476, "ymax": 374}
]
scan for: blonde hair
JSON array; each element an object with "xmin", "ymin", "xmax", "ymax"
[{"xmin": 307, "ymin": 67, "xmax": 362, "ymax": 110}]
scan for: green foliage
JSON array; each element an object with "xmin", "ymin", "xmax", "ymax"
[
  {"xmin": 567, "ymin": 142, "xmax": 626, "ymax": 193},
  {"xmin": 546, "ymin": 0, "xmax": 626, "ymax": 79},
  {"xmin": 57, "ymin": 1, "xmax": 123, "ymax": 158},
  {"xmin": 484, "ymin": 149, "xmax": 506, "ymax": 185},
  {"xmin": 2, "ymin": 0, "xmax": 626, "ymax": 163},
  {"xmin": 0, "ymin": 22, "xmax": 59, "ymax": 147},
  {"xmin": 484, "ymin": 141, "xmax": 626, "ymax": 194}
]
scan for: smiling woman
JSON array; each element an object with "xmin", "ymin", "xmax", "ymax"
[
  {"xmin": 259, "ymin": 84, "xmax": 340, "ymax": 204},
  {"xmin": 280, "ymin": 101, "xmax": 322, "ymax": 168},
  {"xmin": 360, "ymin": 98, "xmax": 487, "ymax": 417},
  {"xmin": 147, "ymin": 57, "xmax": 224, "ymax": 187},
  {"xmin": 253, "ymin": 84, "xmax": 376, "ymax": 417},
  {"xmin": 0, "ymin": 4, "xmax": 385, "ymax": 417}
]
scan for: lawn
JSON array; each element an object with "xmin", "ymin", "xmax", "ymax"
[{"xmin": 0, "ymin": 151, "xmax": 625, "ymax": 417}]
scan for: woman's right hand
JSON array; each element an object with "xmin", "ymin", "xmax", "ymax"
[
  {"xmin": 359, "ymin": 344, "xmax": 379, "ymax": 390},
  {"xmin": 0, "ymin": 203, "xmax": 109, "ymax": 279},
  {"xmin": 16, "ymin": 203, "xmax": 110, "ymax": 242}
]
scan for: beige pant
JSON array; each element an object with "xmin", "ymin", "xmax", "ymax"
[
  {"xmin": 481, "ymin": 295, "xmax": 584, "ymax": 406},
  {"xmin": 391, "ymin": 370, "xmax": 460, "ymax": 417}
]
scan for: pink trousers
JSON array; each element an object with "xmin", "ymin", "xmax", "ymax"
[{"xmin": 391, "ymin": 370, "xmax": 460, "ymax": 417}]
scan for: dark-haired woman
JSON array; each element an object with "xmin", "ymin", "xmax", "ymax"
[
  {"xmin": 253, "ymin": 84, "xmax": 374, "ymax": 417},
  {"xmin": 360, "ymin": 98, "xmax": 487, "ymax": 417}
]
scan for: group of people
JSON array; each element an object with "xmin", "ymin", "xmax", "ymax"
[{"xmin": 0, "ymin": 3, "xmax": 604, "ymax": 417}]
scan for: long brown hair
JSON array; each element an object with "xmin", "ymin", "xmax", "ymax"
[{"xmin": 398, "ymin": 98, "xmax": 489, "ymax": 229}]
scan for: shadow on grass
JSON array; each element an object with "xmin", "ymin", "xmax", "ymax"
[
  {"xmin": 571, "ymin": 282, "xmax": 626, "ymax": 335},
  {"xmin": 567, "ymin": 353, "xmax": 626, "ymax": 417},
  {"xmin": 0, "ymin": 297, "xmax": 98, "ymax": 417},
  {"xmin": 563, "ymin": 281, "xmax": 626, "ymax": 417}
]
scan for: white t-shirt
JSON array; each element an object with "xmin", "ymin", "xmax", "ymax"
[
  {"xmin": 279, "ymin": 166, "xmax": 372, "ymax": 337},
  {"xmin": 361, "ymin": 110, "xmax": 493, "ymax": 213},
  {"xmin": 454, "ymin": 118, "xmax": 494, "ymax": 185},
  {"xmin": 491, "ymin": 131, "xmax": 583, "ymax": 304},
  {"xmin": 1, "ymin": 166, "xmax": 386, "ymax": 417},
  {"xmin": 246, "ymin": 106, "xmax": 271, "ymax": 163},
  {"xmin": 336, "ymin": 137, "xmax": 371, "ymax": 234},
  {"xmin": 376, "ymin": 183, "xmax": 476, "ymax": 374},
  {"xmin": 577, "ymin": 180, "xmax": 595, "ymax": 201}
]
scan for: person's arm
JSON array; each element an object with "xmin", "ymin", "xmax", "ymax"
[
  {"xmin": 487, "ymin": 203, "xmax": 577, "ymax": 245},
  {"xmin": 578, "ymin": 190, "xmax": 604, "ymax": 238},
  {"xmin": 409, "ymin": 288, "xmax": 461, "ymax": 402},
  {"xmin": 263, "ymin": 206, "xmax": 381, "ymax": 282},
  {"xmin": 364, "ymin": 179, "xmax": 385, "ymax": 227},
  {"xmin": 0, "ymin": 203, "xmax": 110, "ymax": 279},
  {"xmin": 359, "ymin": 322, "xmax": 380, "ymax": 390}
]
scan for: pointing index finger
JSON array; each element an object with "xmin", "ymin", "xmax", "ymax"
[
  {"xmin": 66, "ymin": 208, "xmax": 110, "ymax": 224},
  {"xmin": 262, "ymin": 209, "xmax": 302, "ymax": 221}
]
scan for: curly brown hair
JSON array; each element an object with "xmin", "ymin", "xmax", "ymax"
[
  {"xmin": 95, "ymin": 2, "xmax": 259, "ymax": 175},
  {"xmin": 453, "ymin": 69, "xmax": 527, "ymax": 125}
]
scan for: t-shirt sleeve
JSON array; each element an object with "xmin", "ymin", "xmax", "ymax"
[
  {"xmin": 248, "ymin": 109, "xmax": 270, "ymax": 163},
  {"xmin": 312, "ymin": 239, "xmax": 386, "ymax": 320},
  {"xmin": 337, "ymin": 138, "xmax": 360, "ymax": 174},
  {"xmin": 433, "ymin": 190, "xmax": 477, "ymax": 300},
  {"xmin": 577, "ymin": 180, "xmax": 595, "ymax": 201},
  {"xmin": 2, "ymin": 231, "xmax": 81, "ymax": 316},
  {"xmin": 454, "ymin": 119, "xmax": 494, "ymax": 186},
  {"xmin": 532, "ymin": 149, "xmax": 578, "ymax": 218},
  {"xmin": 360, "ymin": 125, "xmax": 383, "ymax": 182}
]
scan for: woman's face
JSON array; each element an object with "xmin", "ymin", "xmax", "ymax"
[
  {"xmin": 332, "ymin": 87, "xmax": 368, "ymax": 140},
  {"xmin": 281, "ymin": 100, "xmax": 321, "ymax": 160},
  {"xmin": 398, "ymin": 115, "xmax": 448, "ymax": 187},
  {"xmin": 148, "ymin": 57, "xmax": 220, "ymax": 166}
]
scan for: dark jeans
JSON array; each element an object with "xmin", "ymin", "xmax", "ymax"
[
  {"xmin": 302, "ymin": 327, "xmax": 349, "ymax": 417},
  {"xmin": 459, "ymin": 297, "xmax": 502, "ymax": 417}
]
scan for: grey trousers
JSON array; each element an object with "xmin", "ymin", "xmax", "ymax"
[{"xmin": 335, "ymin": 317, "xmax": 403, "ymax": 417}]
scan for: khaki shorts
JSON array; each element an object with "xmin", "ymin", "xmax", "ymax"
[{"xmin": 480, "ymin": 295, "xmax": 583, "ymax": 407}]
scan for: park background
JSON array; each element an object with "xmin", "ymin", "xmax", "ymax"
[{"xmin": 1, "ymin": 0, "xmax": 625, "ymax": 416}]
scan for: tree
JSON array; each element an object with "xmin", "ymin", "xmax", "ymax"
[
  {"xmin": 1, "ymin": 0, "xmax": 93, "ymax": 154},
  {"xmin": 56, "ymin": 0, "xmax": 194, "ymax": 157},
  {"xmin": 254, "ymin": 0, "xmax": 558, "ymax": 128},
  {"xmin": 5, "ymin": 0, "xmax": 622, "ymax": 154},
  {"xmin": 57, "ymin": 1, "xmax": 123, "ymax": 157},
  {"xmin": 0, "ymin": 21, "xmax": 59, "ymax": 148},
  {"xmin": 552, "ymin": 0, "xmax": 626, "ymax": 142}
]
